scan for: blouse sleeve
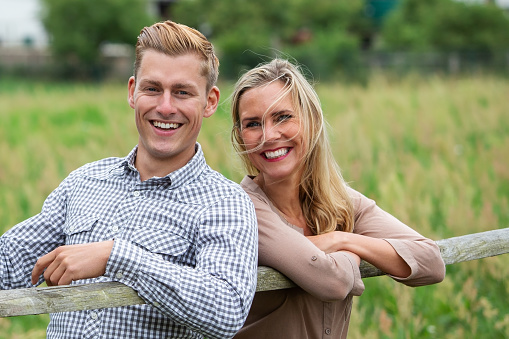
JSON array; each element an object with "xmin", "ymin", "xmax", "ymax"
[
  {"xmin": 349, "ymin": 187, "xmax": 445, "ymax": 286},
  {"xmin": 247, "ymin": 188, "xmax": 364, "ymax": 302}
]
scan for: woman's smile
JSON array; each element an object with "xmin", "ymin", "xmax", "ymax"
[{"xmin": 261, "ymin": 147, "xmax": 292, "ymax": 160}]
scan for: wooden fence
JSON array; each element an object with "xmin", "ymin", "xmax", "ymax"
[{"xmin": 0, "ymin": 228, "xmax": 508, "ymax": 318}]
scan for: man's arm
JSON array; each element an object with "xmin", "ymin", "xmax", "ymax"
[
  {"xmin": 103, "ymin": 191, "xmax": 258, "ymax": 339},
  {"xmin": 1, "ymin": 180, "xmax": 69, "ymax": 289}
]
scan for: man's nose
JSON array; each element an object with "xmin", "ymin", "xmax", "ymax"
[{"xmin": 157, "ymin": 91, "xmax": 176, "ymax": 115}]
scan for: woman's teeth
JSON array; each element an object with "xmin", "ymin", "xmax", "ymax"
[
  {"xmin": 153, "ymin": 121, "xmax": 180, "ymax": 130},
  {"xmin": 264, "ymin": 148, "xmax": 289, "ymax": 159}
]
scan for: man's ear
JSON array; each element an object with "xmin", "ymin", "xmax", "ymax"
[
  {"xmin": 203, "ymin": 86, "xmax": 220, "ymax": 118},
  {"xmin": 127, "ymin": 76, "xmax": 136, "ymax": 109}
]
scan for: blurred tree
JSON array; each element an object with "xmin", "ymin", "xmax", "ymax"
[
  {"xmin": 381, "ymin": 0, "xmax": 509, "ymax": 52},
  {"xmin": 41, "ymin": 0, "xmax": 155, "ymax": 79},
  {"xmin": 172, "ymin": 0, "xmax": 368, "ymax": 80}
]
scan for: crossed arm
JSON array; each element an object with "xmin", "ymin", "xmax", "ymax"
[{"xmin": 306, "ymin": 232, "xmax": 411, "ymax": 278}]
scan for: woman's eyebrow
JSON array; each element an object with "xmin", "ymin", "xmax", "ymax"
[
  {"xmin": 241, "ymin": 116, "xmax": 259, "ymax": 123},
  {"xmin": 271, "ymin": 109, "xmax": 293, "ymax": 117}
]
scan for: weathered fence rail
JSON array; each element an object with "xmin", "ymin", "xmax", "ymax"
[{"xmin": 1, "ymin": 228, "xmax": 508, "ymax": 318}]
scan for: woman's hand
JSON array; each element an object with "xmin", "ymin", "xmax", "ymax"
[
  {"xmin": 307, "ymin": 231, "xmax": 411, "ymax": 278},
  {"xmin": 307, "ymin": 232, "xmax": 361, "ymax": 266},
  {"xmin": 306, "ymin": 232, "xmax": 344, "ymax": 254}
]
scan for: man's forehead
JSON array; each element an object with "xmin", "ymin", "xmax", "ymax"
[{"xmin": 136, "ymin": 51, "xmax": 207, "ymax": 89}]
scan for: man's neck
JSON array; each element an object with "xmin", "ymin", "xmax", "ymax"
[{"xmin": 134, "ymin": 148, "xmax": 195, "ymax": 182}]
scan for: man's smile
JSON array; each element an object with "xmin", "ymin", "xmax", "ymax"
[{"xmin": 152, "ymin": 121, "xmax": 182, "ymax": 130}]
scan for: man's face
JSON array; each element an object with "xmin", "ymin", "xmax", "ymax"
[{"xmin": 128, "ymin": 50, "xmax": 219, "ymax": 173}]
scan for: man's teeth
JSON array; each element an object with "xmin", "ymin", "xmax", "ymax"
[
  {"xmin": 153, "ymin": 121, "xmax": 180, "ymax": 129},
  {"xmin": 264, "ymin": 148, "xmax": 289, "ymax": 159}
]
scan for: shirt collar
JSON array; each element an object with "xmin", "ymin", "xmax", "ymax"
[
  {"xmin": 118, "ymin": 143, "xmax": 207, "ymax": 188},
  {"xmin": 166, "ymin": 143, "xmax": 207, "ymax": 188}
]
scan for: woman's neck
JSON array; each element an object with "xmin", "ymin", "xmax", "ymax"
[{"xmin": 254, "ymin": 175, "xmax": 311, "ymax": 233}]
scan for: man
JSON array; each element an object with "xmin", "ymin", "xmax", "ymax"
[{"xmin": 0, "ymin": 21, "xmax": 258, "ymax": 339}]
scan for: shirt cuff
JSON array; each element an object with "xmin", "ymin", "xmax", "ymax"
[
  {"xmin": 384, "ymin": 239, "xmax": 417, "ymax": 280},
  {"xmin": 105, "ymin": 238, "xmax": 143, "ymax": 287},
  {"xmin": 338, "ymin": 251, "xmax": 364, "ymax": 296}
]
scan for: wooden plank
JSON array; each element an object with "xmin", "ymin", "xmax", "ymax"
[
  {"xmin": 436, "ymin": 228, "xmax": 509, "ymax": 265},
  {"xmin": 0, "ymin": 282, "xmax": 144, "ymax": 317},
  {"xmin": 0, "ymin": 228, "xmax": 507, "ymax": 317}
]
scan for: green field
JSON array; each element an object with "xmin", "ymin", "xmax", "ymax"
[{"xmin": 0, "ymin": 74, "xmax": 508, "ymax": 338}]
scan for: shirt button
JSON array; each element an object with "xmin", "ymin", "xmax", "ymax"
[
  {"xmin": 133, "ymin": 191, "xmax": 140, "ymax": 197},
  {"xmin": 90, "ymin": 311, "xmax": 98, "ymax": 320},
  {"xmin": 325, "ymin": 328, "xmax": 331, "ymax": 335},
  {"xmin": 115, "ymin": 271, "xmax": 124, "ymax": 279},
  {"xmin": 311, "ymin": 256, "xmax": 317, "ymax": 261},
  {"xmin": 111, "ymin": 225, "xmax": 119, "ymax": 233}
]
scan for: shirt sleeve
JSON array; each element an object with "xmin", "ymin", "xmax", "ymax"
[
  {"xmin": 349, "ymin": 187, "xmax": 446, "ymax": 286},
  {"xmin": 105, "ymin": 190, "xmax": 258, "ymax": 339},
  {"xmin": 250, "ymin": 191, "xmax": 364, "ymax": 302},
  {"xmin": 0, "ymin": 177, "xmax": 69, "ymax": 289}
]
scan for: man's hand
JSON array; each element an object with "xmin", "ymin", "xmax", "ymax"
[{"xmin": 31, "ymin": 240, "xmax": 114, "ymax": 286}]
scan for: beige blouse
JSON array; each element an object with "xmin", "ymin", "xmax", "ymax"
[{"xmin": 235, "ymin": 176, "xmax": 445, "ymax": 339}]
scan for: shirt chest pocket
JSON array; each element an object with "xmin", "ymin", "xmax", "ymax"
[
  {"xmin": 130, "ymin": 228, "xmax": 191, "ymax": 261},
  {"xmin": 64, "ymin": 214, "xmax": 100, "ymax": 245}
]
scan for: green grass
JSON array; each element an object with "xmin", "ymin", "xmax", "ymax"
[{"xmin": 0, "ymin": 74, "xmax": 508, "ymax": 338}]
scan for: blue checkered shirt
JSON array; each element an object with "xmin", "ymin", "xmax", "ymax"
[{"xmin": 0, "ymin": 143, "xmax": 258, "ymax": 339}]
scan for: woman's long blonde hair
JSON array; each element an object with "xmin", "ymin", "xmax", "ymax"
[{"xmin": 231, "ymin": 59, "xmax": 354, "ymax": 234}]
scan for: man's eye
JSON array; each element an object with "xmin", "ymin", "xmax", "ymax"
[{"xmin": 176, "ymin": 90, "xmax": 189, "ymax": 96}]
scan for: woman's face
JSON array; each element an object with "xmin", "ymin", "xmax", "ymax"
[{"xmin": 238, "ymin": 81, "xmax": 305, "ymax": 184}]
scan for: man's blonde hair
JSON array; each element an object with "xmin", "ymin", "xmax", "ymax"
[{"xmin": 134, "ymin": 20, "xmax": 219, "ymax": 91}]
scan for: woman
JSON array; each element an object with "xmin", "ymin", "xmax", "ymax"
[{"xmin": 230, "ymin": 59, "xmax": 445, "ymax": 338}]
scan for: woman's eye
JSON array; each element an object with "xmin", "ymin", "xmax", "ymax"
[
  {"xmin": 276, "ymin": 114, "xmax": 292, "ymax": 122},
  {"xmin": 245, "ymin": 121, "xmax": 261, "ymax": 129}
]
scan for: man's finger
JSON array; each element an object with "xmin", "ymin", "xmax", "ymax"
[
  {"xmin": 45, "ymin": 260, "xmax": 67, "ymax": 286},
  {"xmin": 31, "ymin": 251, "xmax": 56, "ymax": 285}
]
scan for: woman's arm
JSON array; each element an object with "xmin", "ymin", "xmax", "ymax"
[
  {"xmin": 307, "ymin": 232, "xmax": 411, "ymax": 277},
  {"xmin": 355, "ymin": 188, "xmax": 444, "ymax": 285},
  {"xmin": 310, "ymin": 187, "xmax": 445, "ymax": 286},
  {"xmin": 248, "ymin": 191, "xmax": 365, "ymax": 301}
]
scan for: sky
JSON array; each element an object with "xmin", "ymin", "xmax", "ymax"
[{"xmin": 0, "ymin": 0, "xmax": 47, "ymax": 46}]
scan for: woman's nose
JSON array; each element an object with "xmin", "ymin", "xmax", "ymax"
[{"xmin": 264, "ymin": 122, "xmax": 282, "ymax": 141}]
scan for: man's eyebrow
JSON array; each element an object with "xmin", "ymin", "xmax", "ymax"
[
  {"xmin": 139, "ymin": 79, "xmax": 161, "ymax": 87},
  {"xmin": 173, "ymin": 82, "xmax": 198, "ymax": 90}
]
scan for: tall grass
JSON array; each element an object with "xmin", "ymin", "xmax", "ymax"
[{"xmin": 0, "ymin": 74, "xmax": 507, "ymax": 338}]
